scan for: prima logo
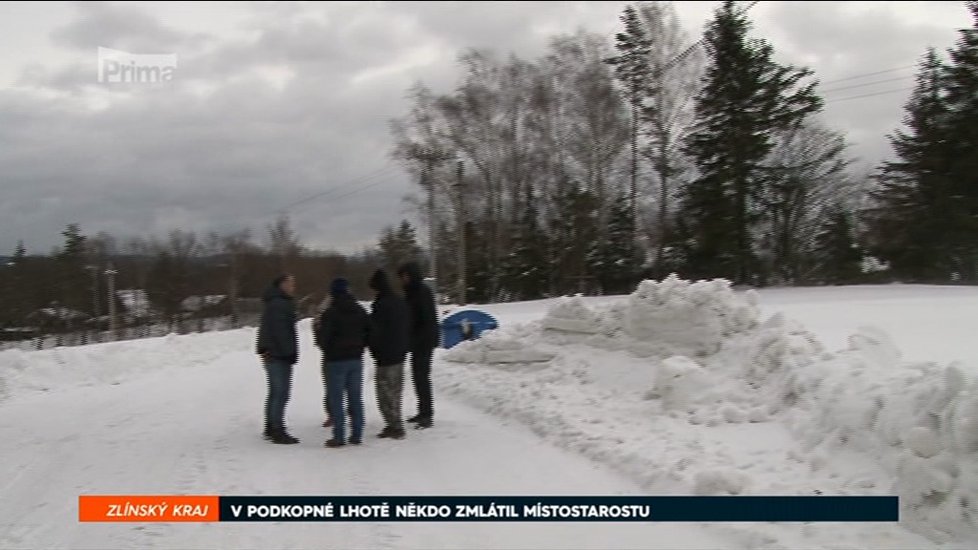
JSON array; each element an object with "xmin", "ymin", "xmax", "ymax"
[{"xmin": 97, "ymin": 47, "xmax": 177, "ymax": 84}]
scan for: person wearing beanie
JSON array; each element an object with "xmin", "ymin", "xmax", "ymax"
[
  {"xmin": 367, "ymin": 269, "xmax": 410, "ymax": 440},
  {"xmin": 396, "ymin": 262, "xmax": 439, "ymax": 429},
  {"xmin": 316, "ymin": 277, "xmax": 369, "ymax": 447}
]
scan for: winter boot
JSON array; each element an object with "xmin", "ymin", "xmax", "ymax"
[
  {"xmin": 415, "ymin": 418, "xmax": 433, "ymax": 430},
  {"xmin": 268, "ymin": 429, "xmax": 300, "ymax": 445},
  {"xmin": 378, "ymin": 427, "xmax": 406, "ymax": 439}
]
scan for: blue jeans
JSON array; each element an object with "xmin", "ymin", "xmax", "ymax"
[
  {"xmin": 264, "ymin": 358, "xmax": 293, "ymax": 432},
  {"xmin": 327, "ymin": 358, "xmax": 365, "ymax": 443}
]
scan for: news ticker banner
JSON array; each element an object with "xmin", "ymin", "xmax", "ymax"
[{"xmin": 78, "ymin": 495, "xmax": 899, "ymax": 523}]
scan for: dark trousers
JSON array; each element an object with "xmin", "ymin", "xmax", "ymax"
[
  {"xmin": 263, "ymin": 358, "xmax": 293, "ymax": 432},
  {"xmin": 321, "ymin": 360, "xmax": 333, "ymax": 417},
  {"xmin": 327, "ymin": 358, "xmax": 365, "ymax": 443},
  {"xmin": 410, "ymin": 346, "xmax": 434, "ymax": 419}
]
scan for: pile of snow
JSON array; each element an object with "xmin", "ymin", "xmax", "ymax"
[
  {"xmin": 541, "ymin": 276, "xmax": 760, "ymax": 358},
  {"xmin": 541, "ymin": 296, "xmax": 602, "ymax": 334},
  {"xmin": 444, "ymin": 330, "xmax": 555, "ymax": 364},
  {"xmin": 625, "ymin": 276, "xmax": 760, "ymax": 356},
  {"xmin": 438, "ymin": 276, "xmax": 978, "ymax": 544},
  {"xmin": 773, "ymin": 327, "xmax": 978, "ymax": 541},
  {"xmin": 669, "ymin": 306, "xmax": 978, "ymax": 540}
]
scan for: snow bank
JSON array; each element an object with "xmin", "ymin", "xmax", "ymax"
[
  {"xmin": 444, "ymin": 327, "xmax": 556, "ymax": 364},
  {"xmin": 439, "ymin": 276, "xmax": 978, "ymax": 544},
  {"xmin": 541, "ymin": 296, "xmax": 602, "ymax": 334},
  {"xmin": 681, "ymin": 306, "xmax": 978, "ymax": 541},
  {"xmin": 541, "ymin": 275, "xmax": 760, "ymax": 357},
  {"xmin": 0, "ymin": 325, "xmax": 256, "ymax": 402},
  {"xmin": 625, "ymin": 276, "xmax": 760, "ymax": 356},
  {"xmin": 774, "ymin": 328, "xmax": 978, "ymax": 541}
]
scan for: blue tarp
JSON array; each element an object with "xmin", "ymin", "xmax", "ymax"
[{"xmin": 441, "ymin": 309, "xmax": 499, "ymax": 349}]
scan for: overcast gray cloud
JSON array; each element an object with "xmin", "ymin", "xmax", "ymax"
[{"xmin": 0, "ymin": 1, "xmax": 971, "ymax": 255}]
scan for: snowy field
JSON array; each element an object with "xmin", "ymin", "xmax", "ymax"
[{"xmin": 1, "ymin": 282, "xmax": 977, "ymax": 549}]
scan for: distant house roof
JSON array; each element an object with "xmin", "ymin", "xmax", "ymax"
[
  {"xmin": 116, "ymin": 289, "xmax": 152, "ymax": 317},
  {"xmin": 29, "ymin": 307, "xmax": 88, "ymax": 321},
  {"xmin": 181, "ymin": 295, "xmax": 227, "ymax": 312}
]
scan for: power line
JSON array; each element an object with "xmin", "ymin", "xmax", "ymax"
[
  {"xmin": 820, "ymin": 64, "xmax": 916, "ymax": 85},
  {"xmin": 824, "ymin": 86, "xmax": 914, "ymax": 104},
  {"xmin": 655, "ymin": 1, "xmax": 761, "ymax": 77},
  {"xmin": 821, "ymin": 75, "xmax": 914, "ymax": 94},
  {"xmin": 319, "ymin": 177, "xmax": 394, "ymax": 205},
  {"xmin": 274, "ymin": 160, "xmax": 397, "ymax": 215}
]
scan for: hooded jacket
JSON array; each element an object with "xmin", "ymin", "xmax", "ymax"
[
  {"xmin": 317, "ymin": 291, "xmax": 369, "ymax": 362},
  {"xmin": 367, "ymin": 269, "xmax": 409, "ymax": 367},
  {"xmin": 256, "ymin": 284, "xmax": 298, "ymax": 364},
  {"xmin": 398, "ymin": 262, "xmax": 439, "ymax": 350}
]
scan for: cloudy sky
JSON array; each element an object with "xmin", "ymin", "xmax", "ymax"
[{"xmin": 0, "ymin": 1, "xmax": 971, "ymax": 255}]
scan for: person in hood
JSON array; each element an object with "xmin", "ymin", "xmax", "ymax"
[
  {"xmin": 256, "ymin": 274, "xmax": 299, "ymax": 444},
  {"xmin": 317, "ymin": 277, "xmax": 369, "ymax": 448},
  {"xmin": 312, "ymin": 294, "xmax": 335, "ymax": 427},
  {"xmin": 368, "ymin": 269, "xmax": 409, "ymax": 440},
  {"xmin": 396, "ymin": 262, "xmax": 439, "ymax": 429}
]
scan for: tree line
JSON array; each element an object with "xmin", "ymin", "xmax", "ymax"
[
  {"xmin": 4, "ymin": 1, "xmax": 976, "ymax": 337},
  {"xmin": 0, "ymin": 217, "xmax": 427, "ymax": 337},
  {"xmin": 390, "ymin": 0, "xmax": 978, "ymax": 302},
  {"xmin": 867, "ymin": 2, "xmax": 978, "ymax": 282}
]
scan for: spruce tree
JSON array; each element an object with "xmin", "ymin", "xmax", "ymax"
[
  {"xmin": 549, "ymin": 184, "xmax": 599, "ymax": 295},
  {"xmin": 869, "ymin": 49, "xmax": 953, "ymax": 281},
  {"xmin": 813, "ymin": 207, "xmax": 862, "ymax": 284},
  {"xmin": 465, "ymin": 217, "xmax": 492, "ymax": 303},
  {"xmin": 56, "ymin": 224, "xmax": 89, "ymax": 317},
  {"xmin": 378, "ymin": 220, "xmax": 424, "ymax": 272},
  {"xmin": 13, "ymin": 240, "xmax": 26, "ymax": 263},
  {"xmin": 503, "ymin": 185, "xmax": 548, "ymax": 300},
  {"xmin": 944, "ymin": 2, "xmax": 978, "ymax": 279},
  {"xmin": 683, "ymin": 0, "xmax": 821, "ymax": 284},
  {"xmin": 1, "ymin": 242, "xmax": 28, "ymax": 327},
  {"xmin": 606, "ymin": 5, "xmax": 652, "ymax": 226},
  {"xmin": 588, "ymin": 192, "xmax": 643, "ymax": 293}
]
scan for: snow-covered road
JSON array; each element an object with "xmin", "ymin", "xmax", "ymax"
[
  {"xmin": 3, "ymin": 283, "xmax": 977, "ymax": 549},
  {"xmin": 0, "ymin": 332, "xmax": 731, "ymax": 549}
]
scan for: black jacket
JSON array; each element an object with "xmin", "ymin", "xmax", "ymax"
[
  {"xmin": 317, "ymin": 292, "xmax": 369, "ymax": 362},
  {"xmin": 400, "ymin": 263, "xmax": 439, "ymax": 350},
  {"xmin": 368, "ymin": 270, "xmax": 409, "ymax": 367},
  {"xmin": 256, "ymin": 285, "xmax": 298, "ymax": 364}
]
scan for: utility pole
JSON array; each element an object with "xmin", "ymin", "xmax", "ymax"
[
  {"xmin": 85, "ymin": 265, "xmax": 100, "ymax": 318},
  {"xmin": 425, "ymin": 161, "xmax": 437, "ymax": 295},
  {"xmin": 85, "ymin": 265, "xmax": 100, "ymax": 343},
  {"xmin": 105, "ymin": 263, "xmax": 118, "ymax": 340},
  {"xmin": 229, "ymin": 263, "xmax": 239, "ymax": 328},
  {"xmin": 410, "ymin": 144, "xmax": 453, "ymax": 301},
  {"xmin": 455, "ymin": 160, "xmax": 467, "ymax": 305}
]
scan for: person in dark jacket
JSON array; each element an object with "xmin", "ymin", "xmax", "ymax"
[
  {"xmin": 312, "ymin": 294, "xmax": 331, "ymax": 426},
  {"xmin": 397, "ymin": 262, "xmax": 439, "ymax": 429},
  {"xmin": 314, "ymin": 294, "xmax": 354, "ymax": 428},
  {"xmin": 368, "ymin": 269, "xmax": 410, "ymax": 440},
  {"xmin": 317, "ymin": 277, "xmax": 369, "ymax": 448},
  {"xmin": 256, "ymin": 274, "xmax": 299, "ymax": 445}
]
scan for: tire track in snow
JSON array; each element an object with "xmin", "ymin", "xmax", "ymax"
[{"xmin": 350, "ymin": 458, "xmax": 402, "ymax": 550}]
